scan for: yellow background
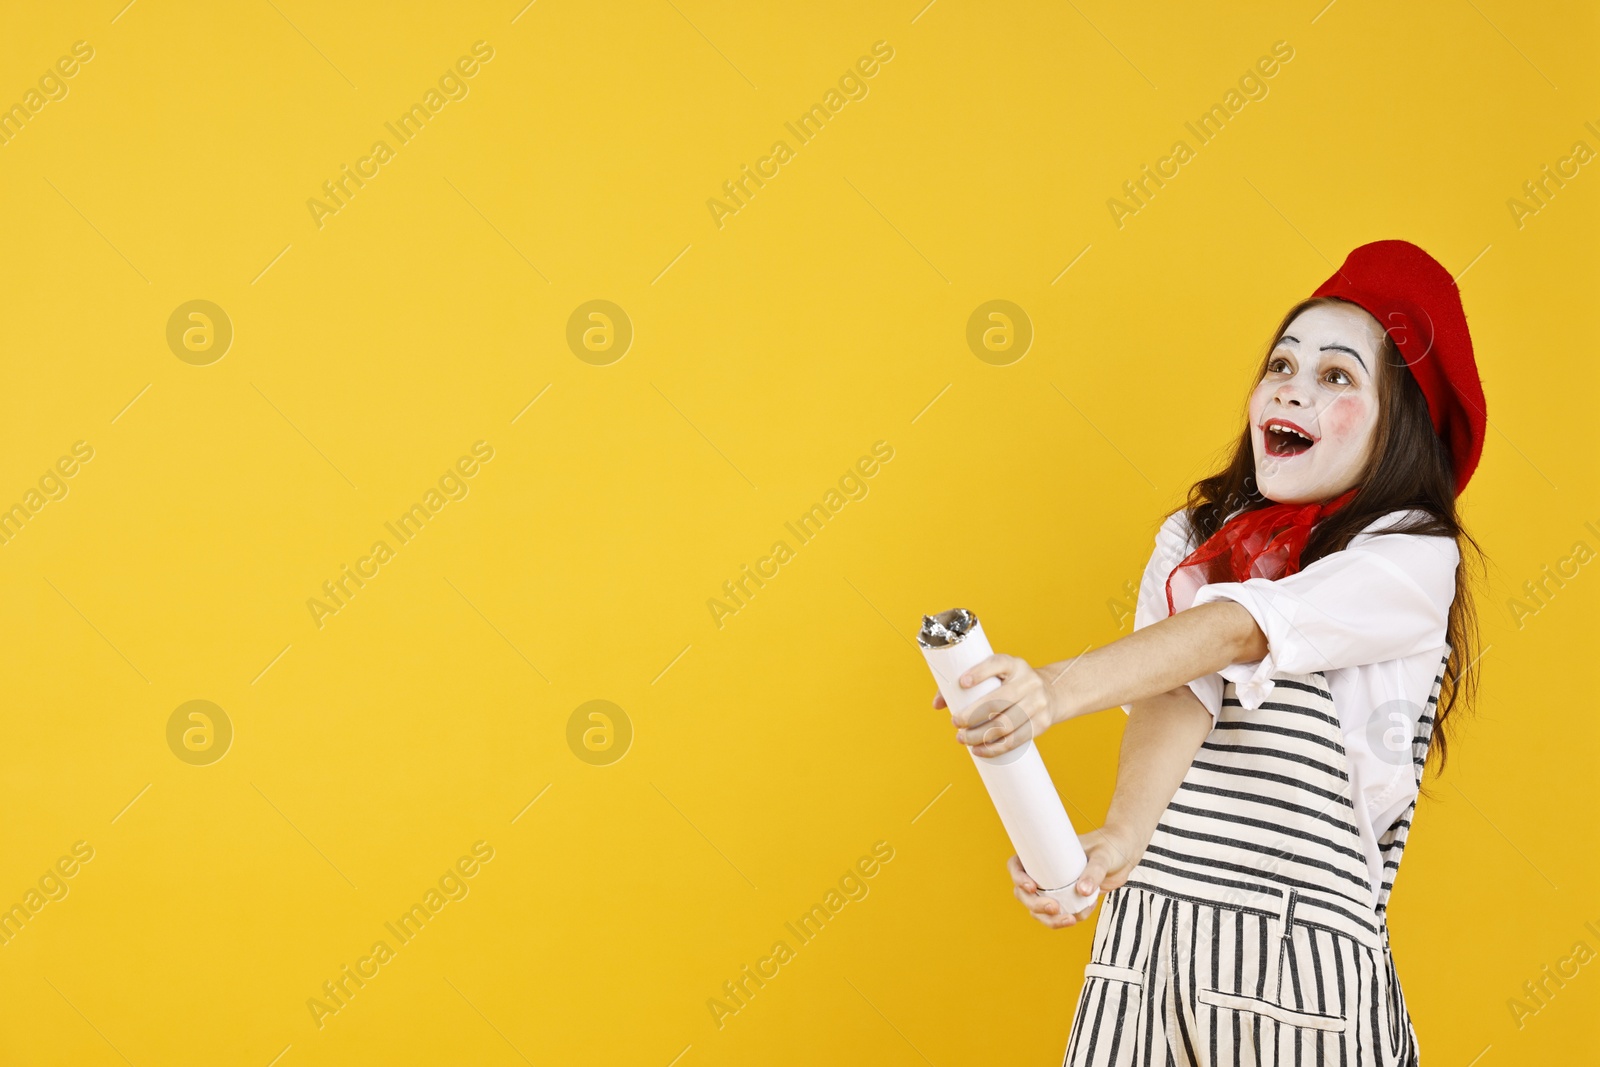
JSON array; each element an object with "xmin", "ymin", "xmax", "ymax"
[{"xmin": 1, "ymin": 1, "xmax": 1595, "ymax": 1063}]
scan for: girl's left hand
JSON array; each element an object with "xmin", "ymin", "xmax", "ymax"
[
  {"xmin": 933, "ymin": 653, "xmax": 1061, "ymax": 757},
  {"xmin": 1008, "ymin": 854, "xmax": 1098, "ymax": 929},
  {"xmin": 1007, "ymin": 824, "xmax": 1143, "ymax": 929}
]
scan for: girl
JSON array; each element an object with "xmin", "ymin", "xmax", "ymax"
[{"xmin": 936, "ymin": 240, "xmax": 1486, "ymax": 1065}]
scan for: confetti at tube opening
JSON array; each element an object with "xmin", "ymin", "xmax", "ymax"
[{"xmin": 918, "ymin": 607, "xmax": 979, "ymax": 649}]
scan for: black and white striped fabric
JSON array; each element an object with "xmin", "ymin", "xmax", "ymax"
[{"xmin": 1063, "ymin": 655, "xmax": 1447, "ymax": 1067}]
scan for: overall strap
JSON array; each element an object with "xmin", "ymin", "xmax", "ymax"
[{"xmin": 1373, "ymin": 647, "xmax": 1451, "ymax": 920}]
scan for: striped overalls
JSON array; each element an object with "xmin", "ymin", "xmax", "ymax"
[{"xmin": 1064, "ymin": 656, "xmax": 1447, "ymax": 1067}]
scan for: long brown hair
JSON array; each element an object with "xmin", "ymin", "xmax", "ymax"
[{"xmin": 1176, "ymin": 296, "xmax": 1484, "ymax": 784}]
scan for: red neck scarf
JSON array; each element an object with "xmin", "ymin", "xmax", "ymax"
[{"xmin": 1165, "ymin": 486, "xmax": 1360, "ymax": 615}]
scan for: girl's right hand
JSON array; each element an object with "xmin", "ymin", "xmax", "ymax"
[
  {"xmin": 935, "ymin": 653, "xmax": 1066, "ymax": 758},
  {"xmin": 1007, "ymin": 824, "xmax": 1147, "ymax": 929}
]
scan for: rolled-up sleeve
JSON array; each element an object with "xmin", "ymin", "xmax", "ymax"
[
  {"xmin": 1121, "ymin": 511, "xmax": 1227, "ymax": 720},
  {"xmin": 1188, "ymin": 516, "xmax": 1459, "ymax": 709}
]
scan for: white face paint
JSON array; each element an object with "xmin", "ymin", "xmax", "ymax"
[{"xmin": 1248, "ymin": 301, "xmax": 1385, "ymax": 505}]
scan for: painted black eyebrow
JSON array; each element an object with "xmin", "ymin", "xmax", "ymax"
[{"xmin": 1276, "ymin": 334, "xmax": 1368, "ymax": 373}]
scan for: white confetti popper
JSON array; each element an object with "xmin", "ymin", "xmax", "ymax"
[{"xmin": 919, "ymin": 608, "xmax": 1098, "ymax": 915}]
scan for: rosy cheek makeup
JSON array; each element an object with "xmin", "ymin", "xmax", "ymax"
[{"xmin": 1321, "ymin": 394, "xmax": 1373, "ymax": 441}]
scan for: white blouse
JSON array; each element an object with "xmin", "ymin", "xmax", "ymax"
[{"xmin": 1121, "ymin": 506, "xmax": 1459, "ymax": 900}]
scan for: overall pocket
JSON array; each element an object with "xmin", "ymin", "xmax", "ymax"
[
  {"xmin": 1069, "ymin": 963, "xmax": 1145, "ymax": 1067},
  {"xmin": 1195, "ymin": 916, "xmax": 1354, "ymax": 1035},
  {"xmin": 1195, "ymin": 984, "xmax": 1348, "ymax": 1032}
]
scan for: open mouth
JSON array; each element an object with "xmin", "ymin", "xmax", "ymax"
[{"xmin": 1262, "ymin": 420, "xmax": 1316, "ymax": 458}]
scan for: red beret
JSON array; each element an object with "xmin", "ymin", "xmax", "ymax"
[{"xmin": 1309, "ymin": 240, "xmax": 1486, "ymax": 496}]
